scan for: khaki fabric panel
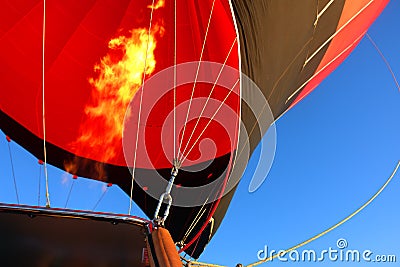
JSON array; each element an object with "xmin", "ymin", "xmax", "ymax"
[
  {"xmin": 231, "ymin": 0, "xmax": 345, "ymax": 151},
  {"xmin": 291, "ymin": 0, "xmax": 390, "ymax": 107}
]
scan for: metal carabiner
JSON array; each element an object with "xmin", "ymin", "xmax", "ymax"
[{"xmin": 153, "ymin": 159, "xmax": 180, "ymax": 226}]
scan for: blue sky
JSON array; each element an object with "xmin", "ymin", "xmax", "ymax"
[{"xmin": 1, "ymin": 1, "xmax": 399, "ymax": 266}]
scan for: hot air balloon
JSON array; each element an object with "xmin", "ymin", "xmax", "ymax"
[{"xmin": 0, "ymin": 0, "xmax": 390, "ymax": 266}]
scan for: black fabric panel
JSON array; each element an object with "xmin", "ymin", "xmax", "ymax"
[
  {"xmin": 0, "ymin": 205, "xmax": 148, "ymax": 267},
  {"xmin": 183, "ymin": 218, "xmax": 213, "ymax": 259},
  {"xmin": 185, "ymin": 185, "xmax": 238, "ymax": 258}
]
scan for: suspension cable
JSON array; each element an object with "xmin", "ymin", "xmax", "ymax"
[
  {"xmin": 178, "ymin": 38, "xmax": 237, "ymax": 162},
  {"xmin": 177, "ymin": 0, "xmax": 216, "ymax": 159},
  {"xmin": 128, "ymin": 0, "xmax": 156, "ymax": 215},
  {"xmin": 286, "ymin": 32, "xmax": 364, "ymax": 104},
  {"xmin": 173, "ymin": 0, "xmax": 177, "ymax": 160},
  {"xmin": 180, "ymin": 78, "xmax": 239, "ymax": 164},
  {"xmin": 178, "ymin": 183, "xmax": 221, "ymax": 253},
  {"xmin": 236, "ymin": 32, "xmax": 363, "ymax": 162},
  {"xmin": 93, "ymin": 183, "xmax": 112, "ymax": 211},
  {"xmin": 366, "ymin": 33, "xmax": 400, "ymax": 92},
  {"xmin": 182, "ymin": 202, "xmax": 208, "ymax": 243},
  {"xmin": 314, "ymin": 0, "xmax": 334, "ymax": 26},
  {"xmin": 260, "ymin": 1, "xmax": 378, "ymax": 124},
  {"xmin": 303, "ymin": 0, "xmax": 374, "ymax": 68},
  {"xmin": 64, "ymin": 175, "xmax": 77, "ymax": 208},
  {"xmin": 189, "ymin": 261, "xmax": 227, "ymax": 267},
  {"xmin": 38, "ymin": 160, "xmax": 43, "ymax": 206},
  {"xmin": 42, "ymin": 0, "xmax": 51, "ymax": 208},
  {"xmin": 245, "ymin": 30, "xmax": 400, "ymax": 266},
  {"xmin": 6, "ymin": 137, "xmax": 19, "ymax": 204},
  {"xmin": 181, "ymin": 256, "xmax": 227, "ymax": 267},
  {"xmin": 152, "ymin": 1, "xmax": 180, "ymax": 224},
  {"xmin": 177, "ymin": 2, "xmax": 239, "ymax": 248},
  {"xmin": 180, "ymin": 176, "xmax": 223, "ymax": 244}
]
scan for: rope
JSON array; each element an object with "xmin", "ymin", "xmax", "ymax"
[
  {"xmin": 42, "ymin": 0, "xmax": 51, "ymax": 208},
  {"xmin": 180, "ymin": 78, "xmax": 239, "ymax": 164},
  {"xmin": 181, "ymin": 255, "xmax": 227, "ymax": 267},
  {"xmin": 128, "ymin": 0, "xmax": 156, "ymax": 215},
  {"xmin": 236, "ymin": 31, "xmax": 363, "ymax": 162},
  {"xmin": 248, "ymin": 1, "xmax": 381, "ymax": 139},
  {"xmin": 177, "ymin": 0, "xmax": 216, "ymax": 160},
  {"xmin": 173, "ymin": 0, "xmax": 177, "ymax": 159},
  {"xmin": 189, "ymin": 261, "xmax": 227, "ymax": 267},
  {"xmin": 178, "ymin": 38, "xmax": 237, "ymax": 162},
  {"xmin": 177, "ymin": 74, "xmax": 239, "ymax": 246},
  {"xmin": 366, "ymin": 33, "xmax": 400, "ymax": 92},
  {"xmin": 92, "ymin": 184, "xmax": 111, "ymax": 211},
  {"xmin": 176, "ymin": 5, "xmax": 237, "ymax": 246},
  {"xmin": 279, "ymin": 30, "xmax": 399, "ymax": 125},
  {"xmin": 226, "ymin": 0, "xmax": 376, "ymax": 164},
  {"xmin": 6, "ymin": 139, "xmax": 19, "ymax": 204},
  {"xmin": 64, "ymin": 177, "xmax": 75, "ymax": 208},
  {"xmin": 243, "ymin": 30, "xmax": 400, "ymax": 266},
  {"xmin": 314, "ymin": 0, "xmax": 334, "ymax": 26},
  {"xmin": 249, "ymin": 15, "xmax": 400, "ymax": 163},
  {"xmin": 245, "ymin": 160, "xmax": 400, "ymax": 267},
  {"xmin": 180, "ymin": 152, "xmax": 230, "ymax": 245},
  {"xmin": 303, "ymin": 0, "xmax": 374, "ymax": 68},
  {"xmin": 285, "ymin": 31, "xmax": 364, "ymax": 104},
  {"xmin": 178, "ymin": 179, "xmax": 224, "ymax": 253},
  {"xmin": 182, "ymin": 200, "xmax": 208, "ymax": 243},
  {"xmin": 37, "ymin": 161, "xmax": 42, "ymax": 206}
]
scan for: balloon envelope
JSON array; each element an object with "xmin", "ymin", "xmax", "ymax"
[{"xmin": 0, "ymin": 0, "xmax": 389, "ymax": 258}]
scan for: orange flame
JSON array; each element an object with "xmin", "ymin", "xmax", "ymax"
[
  {"xmin": 84, "ymin": 28, "xmax": 158, "ymax": 151},
  {"xmin": 84, "ymin": 28, "xmax": 158, "ymax": 158},
  {"xmin": 148, "ymin": 0, "xmax": 165, "ymax": 10},
  {"xmin": 66, "ymin": 19, "xmax": 164, "ymax": 178}
]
